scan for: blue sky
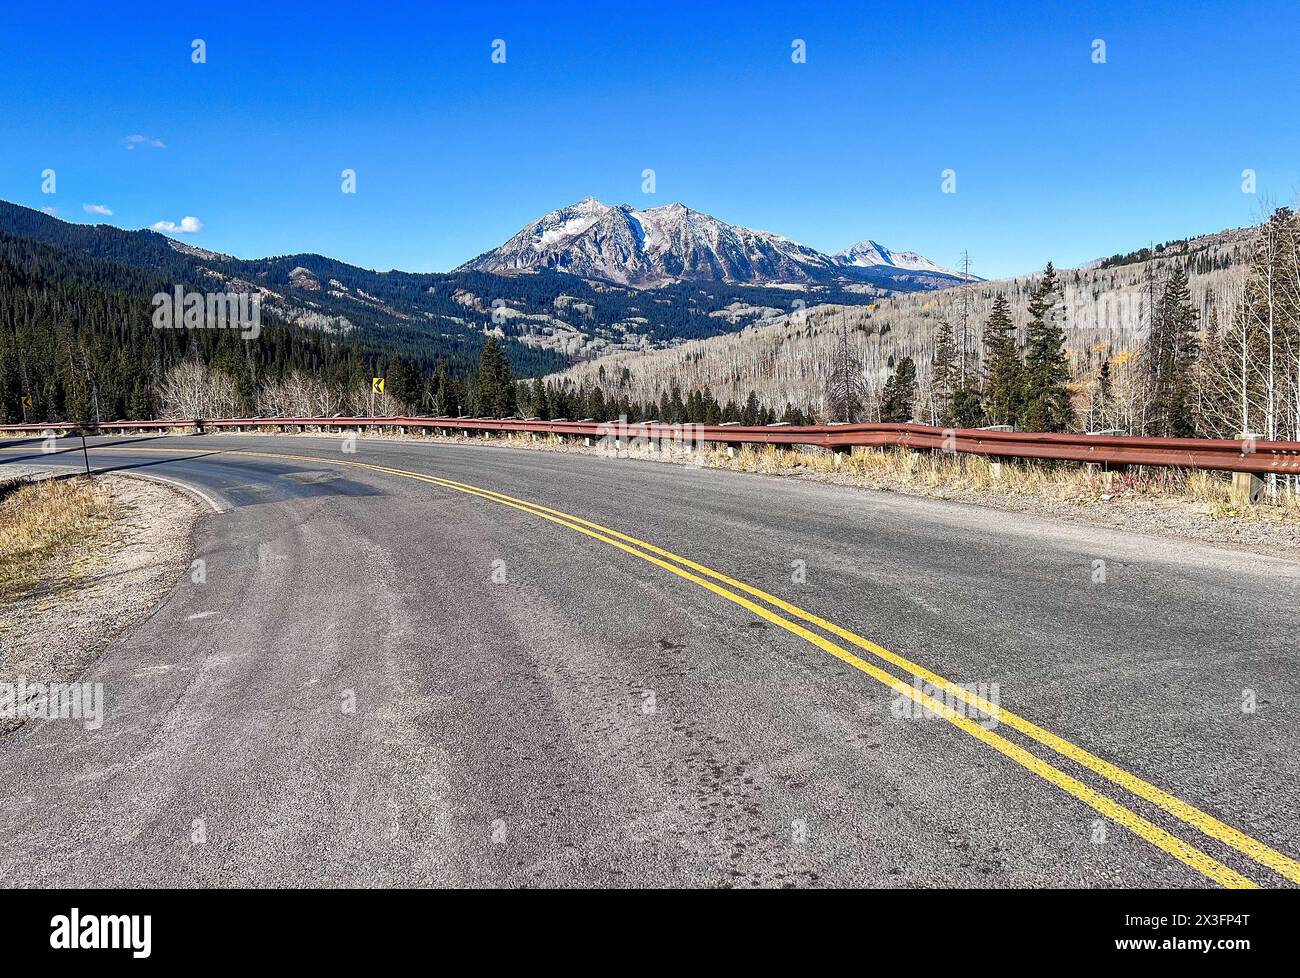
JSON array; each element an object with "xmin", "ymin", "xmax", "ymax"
[{"xmin": 0, "ymin": 0, "xmax": 1294, "ymax": 279}]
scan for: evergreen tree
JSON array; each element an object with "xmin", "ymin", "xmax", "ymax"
[
  {"xmin": 1020, "ymin": 263, "xmax": 1073, "ymax": 432},
  {"xmin": 880, "ymin": 356, "xmax": 917, "ymax": 422},
  {"xmin": 930, "ymin": 319, "xmax": 959, "ymax": 424},
  {"xmin": 1141, "ymin": 264, "xmax": 1200, "ymax": 436},
  {"xmin": 530, "ymin": 376, "xmax": 550, "ymax": 420},
  {"xmin": 669, "ymin": 385, "xmax": 686, "ymax": 423},
  {"xmin": 475, "ymin": 336, "xmax": 515, "ymax": 417},
  {"xmin": 981, "ymin": 294, "xmax": 1023, "ymax": 427},
  {"xmin": 949, "ymin": 378, "xmax": 985, "ymax": 428},
  {"xmin": 431, "ymin": 359, "xmax": 451, "ymax": 416},
  {"xmin": 1086, "ymin": 358, "xmax": 1113, "ymax": 431}
]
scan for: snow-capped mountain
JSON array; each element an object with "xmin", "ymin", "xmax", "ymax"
[
  {"xmin": 456, "ymin": 197, "xmax": 964, "ymax": 289},
  {"xmin": 832, "ymin": 240, "xmax": 967, "ymax": 278}
]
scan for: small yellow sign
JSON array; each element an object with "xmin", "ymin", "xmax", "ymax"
[
  {"xmin": 372, "ymin": 377, "xmax": 385, "ymax": 394},
  {"xmin": 21, "ymin": 395, "xmax": 33, "ymax": 410}
]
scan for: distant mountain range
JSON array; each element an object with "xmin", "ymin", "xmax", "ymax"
[
  {"xmin": 0, "ymin": 197, "xmax": 981, "ymax": 367},
  {"xmin": 832, "ymin": 239, "xmax": 962, "ymax": 277},
  {"xmin": 456, "ymin": 197, "xmax": 973, "ymax": 289},
  {"xmin": 0, "ymin": 199, "xmax": 922, "ymax": 367}
]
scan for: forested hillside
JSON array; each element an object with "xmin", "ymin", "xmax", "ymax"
[
  {"xmin": 0, "ymin": 198, "xmax": 932, "ymax": 423},
  {"xmin": 550, "ymin": 217, "xmax": 1298, "ymax": 440},
  {"xmin": 0, "ymin": 231, "xmax": 548, "ymax": 423}
]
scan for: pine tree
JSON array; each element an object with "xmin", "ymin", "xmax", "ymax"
[
  {"xmin": 530, "ymin": 376, "xmax": 550, "ymax": 420},
  {"xmin": 1086, "ymin": 358, "xmax": 1113, "ymax": 431},
  {"xmin": 880, "ymin": 357, "xmax": 917, "ymax": 422},
  {"xmin": 1141, "ymin": 264, "xmax": 1200, "ymax": 436},
  {"xmin": 590, "ymin": 385, "xmax": 608, "ymax": 421},
  {"xmin": 430, "ymin": 359, "xmax": 451, "ymax": 416},
  {"xmin": 949, "ymin": 378, "xmax": 984, "ymax": 428},
  {"xmin": 981, "ymin": 294, "xmax": 1022, "ymax": 427},
  {"xmin": 475, "ymin": 336, "xmax": 515, "ymax": 417},
  {"xmin": 930, "ymin": 319, "xmax": 959, "ymax": 424},
  {"xmin": 1021, "ymin": 263, "xmax": 1073, "ymax": 432},
  {"xmin": 670, "ymin": 385, "xmax": 687, "ymax": 423}
]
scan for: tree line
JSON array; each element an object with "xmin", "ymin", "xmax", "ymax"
[
  {"xmin": 839, "ymin": 260, "xmax": 1075, "ymax": 430},
  {"xmin": 860, "ymin": 207, "xmax": 1300, "ymax": 444}
]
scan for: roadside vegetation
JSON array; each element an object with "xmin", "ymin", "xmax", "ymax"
[
  {"xmin": 0, "ymin": 476, "xmax": 116, "ymax": 602},
  {"xmin": 424, "ymin": 430, "xmax": 1298, "ymax": 525},
  {"xmin": 708, "ymin": 445, "xmax": 1300, "ymax": 521}
]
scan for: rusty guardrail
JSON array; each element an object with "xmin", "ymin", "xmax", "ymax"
[{"xmin": 2, "ymin": 415, "xmax": 1297, "ymax": 477}]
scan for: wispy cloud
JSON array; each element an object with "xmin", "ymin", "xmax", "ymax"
[
  {"xmin": 83, "ymin": 203, "xmax": 113, "ymax": 216},
  {"xmin": 40, "ymin": 206, "xmax": 58, "ymax": 217},
  {"xmin": 125, "ymin": 134, "xmax": 166, "ymax": 150},
  {"xmin": 151, "ymin": 215, "xmax": 203, "ymax": 234}
]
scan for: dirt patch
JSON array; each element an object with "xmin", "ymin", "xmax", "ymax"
[{"xmin": 0, "ymin": 473, "xmax": 199, "ymax": 735}]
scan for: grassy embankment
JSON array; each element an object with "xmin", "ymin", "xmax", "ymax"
[{"xmin": 0, "ymin": 476, "xmax": 116, "ymax": 603}]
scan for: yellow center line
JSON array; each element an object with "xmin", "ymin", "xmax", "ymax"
[
  {"xmin": 422, "ymin": 469, "xmax": 1300, "ymax": 887},
  {"xmin": 8, "ymin": 442, "xmax": 1288, "ymax": 887}
]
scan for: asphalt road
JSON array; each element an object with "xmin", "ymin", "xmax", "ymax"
[{"xmin": 1, "ymin": 433, "xmax": 1297, "ymax": 888}]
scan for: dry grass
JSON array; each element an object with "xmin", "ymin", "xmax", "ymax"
[
  {"xmin": 690, "ymin": 445, "xmax": 1300, "ymax": 523},
  {"xmin": 0, "ymin": 477, "xmax": 117, "ymax": 601}
]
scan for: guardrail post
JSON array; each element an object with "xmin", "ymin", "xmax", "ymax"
[
  {"xmin": 1231, "ymin": 471, "xmax": 1264, "ymax": 507},
  {"xmin": 1085, "ymin": 461, "xmax": 1126, "ymax": 488}
]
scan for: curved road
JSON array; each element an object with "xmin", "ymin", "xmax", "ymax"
[{"xmin": 2, "ymin": 433, "xmax": 1298, "ymax": 888}]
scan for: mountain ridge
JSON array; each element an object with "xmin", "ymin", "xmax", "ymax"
[{"xmin": 456, "ymin": 196, "xmax": 972, "ymax": 289}]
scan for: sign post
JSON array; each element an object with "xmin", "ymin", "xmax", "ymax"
[
  {"xmin": 371, "ymin": 377, "xmax": 385, "ymax": 417},
  {"xmin": 79, "ymin": 428, "xmax": 92, "ymax": 477}
]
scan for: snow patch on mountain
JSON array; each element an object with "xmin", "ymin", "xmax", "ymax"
[
  {"xmin": 833, "ymin": 240, "xmax": 968, "ymax": 278},
  {"xmin": 455, "ymin": 197, "xmax": 959, "ymax": 289}
]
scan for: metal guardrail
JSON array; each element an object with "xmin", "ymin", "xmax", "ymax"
[{"xmin": 2, "ymin": 415, "xmax": 1297, "ymax": 476}]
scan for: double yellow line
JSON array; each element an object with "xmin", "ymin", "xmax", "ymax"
[{"xmin": 15, "ymin": 442, "xmax": 1299, "ymax": 887}]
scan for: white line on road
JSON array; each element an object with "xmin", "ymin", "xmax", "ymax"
[{"xmin": 119, "ymin": 471, "xmax": 226, "ymax": 513}]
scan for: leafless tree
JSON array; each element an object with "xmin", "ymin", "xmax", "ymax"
[
  {"xmin": 824, "ymin": 315, "xmax": 866, "ymax": 422},
  {"xmin": 159, "ymin": 361, "xmax": 241, "ymax": 418}
]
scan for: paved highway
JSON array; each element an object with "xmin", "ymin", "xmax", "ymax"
[{"xmin": 2, "ymin": 433, "xmax": 1297, "ymax": 887}]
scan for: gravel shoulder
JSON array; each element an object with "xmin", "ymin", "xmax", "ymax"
[{"xmin": 0, "ymin": 473, "xmax": 199, "ymax": 735}]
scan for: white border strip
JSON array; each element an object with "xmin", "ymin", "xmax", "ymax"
[{"xmin": 117, "ymin": 470, "xmax": 226, "ymax": 514}]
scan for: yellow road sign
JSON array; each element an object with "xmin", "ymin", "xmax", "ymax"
[
  {"xmin": 372, "ymin": 378, "xmax": 385, "ymax": 394},
  {"xmin": 21, "ymin": 395, "xmax": 32, "ymax": 410}
]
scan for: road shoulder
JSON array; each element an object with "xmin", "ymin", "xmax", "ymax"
[{"xmin": 0, "ymin": 473, "xmax": 200, "ymax": 735}]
